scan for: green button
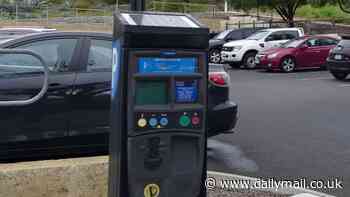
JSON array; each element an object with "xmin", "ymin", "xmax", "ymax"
[{"xmin": 179, "ymin": 115, "xmax": 191, "ymax": 127}]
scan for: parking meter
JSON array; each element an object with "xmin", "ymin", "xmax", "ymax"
[{"xmin": 109, "ymin": 12, "xmax": 209, "ymax": 197}]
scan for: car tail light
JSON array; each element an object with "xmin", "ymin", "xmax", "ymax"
[{"xmin": 209, "ymin": 71, "xmax": 230, "ymax": 87}]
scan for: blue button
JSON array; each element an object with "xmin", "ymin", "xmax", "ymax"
[
  {"xmin": 160, "ymin": 117, "xmax": 169, "ymax": 126},
  {"xmin": 149, "ymin": 118, "xmax": 158, "ymax": 127}
]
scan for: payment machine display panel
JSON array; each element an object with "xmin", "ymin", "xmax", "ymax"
[
  {"xmin": 138, "ymin": 57, "xmax": 197, "ymax": 73},
  {"xmin": 135, "ymin": 81, "xmax": 168, "ymax": 105},
  {"xmin": 129, "ymin": 52, "xmax": 206, "ymax": 134},
  {"xmin": 175, "ymin": 80, "xmax": 198, "ymax": 103}
]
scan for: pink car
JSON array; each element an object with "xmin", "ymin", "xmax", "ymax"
[{"xmin": 256, "ymin": 36, "xmax": 339, "ymax": 72}]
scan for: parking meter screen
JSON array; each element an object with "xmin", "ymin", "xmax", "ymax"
[
  {"xmin": 138, "ymin": 57, "xmax": 197, "ymax": 73},
  {"xmin": 175, "ymin": 80, "xmax": 198, "ymax": 103},
  {"xmin": 135, "ymin": 81, "xmax": 168, "ymax": 105}
]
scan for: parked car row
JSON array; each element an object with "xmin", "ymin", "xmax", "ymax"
[
  {"xmin": 221, "ymin": 28, "xmax": 305, "ymax": 68},
  {"xmin": 256, "ymin": 35, "xmax": 339, "ymax": 72},
  {"xmin": 0, "ymin": 31, "xmax": 238, "ymax": 162},
  {"xmin": 212, "ymin": 27, "xmax": 350, "ymax": 80}
]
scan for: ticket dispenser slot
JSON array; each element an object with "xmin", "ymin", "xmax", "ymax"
[{"xmin": 110, "ymin": 12, "xmax": 209, "ymax": 197}]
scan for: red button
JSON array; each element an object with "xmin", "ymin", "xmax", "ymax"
[{"xmin": 192, "ymin": 116, "xmax": 200, "ymax": 125}]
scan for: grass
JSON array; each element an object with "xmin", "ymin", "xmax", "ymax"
[{"xmin": 296, "ymin": 4, "xmax": 350, "ymax": 24}]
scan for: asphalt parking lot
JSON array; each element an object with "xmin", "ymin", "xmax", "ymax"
[{"xmin": 207, "ymin": 68, "xmax": 350, "ymax": 197}]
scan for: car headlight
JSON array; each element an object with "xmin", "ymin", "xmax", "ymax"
[
  {"xmin": 267, "ymin": 53, "xmax": 278, "ymax": 59},
  {"xmin": 232, "ymin": 46, "xmax": 242, "ymax": 52}
]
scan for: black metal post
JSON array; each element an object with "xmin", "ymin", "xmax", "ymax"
[
  {"xmin": 257, "ymin": 0, "xmax": 260, "ymax": 19},
  {"xmin": 130, "ymin": 0, "xmax": 146, "ymax": 11}
]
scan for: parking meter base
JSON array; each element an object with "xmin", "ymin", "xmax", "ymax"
[{"xmin": 128, "ymin": 133, "xmax": 205, "ymax": 197}]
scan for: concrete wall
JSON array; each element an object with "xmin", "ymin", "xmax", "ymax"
[
  {"xmin": 0, "ymin": 157, "xmax": 109, "ymax": 197},
  {"xmin": 0, "ymin": 156, "xmax": 329, "ymax": 197}
]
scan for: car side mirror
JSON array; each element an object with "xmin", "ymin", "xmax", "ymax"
[
  {"xmin": 0, "ymin": 49, "xmax": 49, "ymax": 106},
  {"xmin": 300, "ymin": 44, "xmax": 308, "ymax": 49}
]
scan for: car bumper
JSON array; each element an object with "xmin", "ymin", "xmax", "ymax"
[
  {"xmin": 256, "ymin": 55, "xmax": 280, "ymax": 70},
  {"xmin": 208, "ymin": 101, "xmax": 238, "ymax": 137},
  {"xmin": 221, "ymin": 51, "xmax": 243, "ymax": 63},
  {"xmin": 327, "ymin": 59, "xmax": 350, "ymax": 73}
]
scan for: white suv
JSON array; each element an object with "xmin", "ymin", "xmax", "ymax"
[{"xmin": 221, "ymin": 28, "xmax": 304, "ymax": 68}]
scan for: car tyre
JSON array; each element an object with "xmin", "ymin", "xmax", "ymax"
[
  {"xmin": 243, "ymin": 51, "xmax": 257, "ymax": 69},
  {"xmin": 209, "ymin": 49, "xmax": 221, "ymax": 64},
  {"xmin": 331, "ymin": 71, "xmax": 348, "ymax": 80},
  {"xmin": 320, "ymin": 64, "xmax": 328, "ymax": 70},
  {"xmin": 280, "ymin": 56, "xmax": 296, "ymax": 73}
]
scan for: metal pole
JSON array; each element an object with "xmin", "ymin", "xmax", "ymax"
[
  {"xmin": 46, "ymin": 6, "xmax": 49, "ymax": 27},
  {"xmin": 130, "ymin": 0, "xmax": 146, "ymax": 11},
  {"xmin": 256, "ymin": 0, "xmax": 260, "ymax": 20},
  {"xmin": 15, "ymin": 4, "xmax": 18, "ymax": 25},
  {"xmin": 104, "ymin": 9, "xmax": 107, "ymax": 27}
]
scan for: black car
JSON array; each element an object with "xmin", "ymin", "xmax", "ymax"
[
  {"xmin": 0, "ymin": 32, "xmax": 238, "ymax": 161},
  {"xmin": 209, "ymin": 28, "xmax": 261, "ymax": 63},
  {"xmin": 327, "ymin": 37, "xmax": 350, "ymax": 80},
  {"xmin": 0, "ymin": 27, "xmax": 56, "ymax": 42}
]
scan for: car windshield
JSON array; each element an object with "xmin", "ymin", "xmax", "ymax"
[
  {"xmin": 281, "ymin": 39, "xmax": 306, "ymax": 48},
  {"xmin": 213, "ymin": 30, "xmax": 231, "ymax": 40},
  {"xmin": 246, "ymin": 31, "xmax": 269, "ymax": 40}
]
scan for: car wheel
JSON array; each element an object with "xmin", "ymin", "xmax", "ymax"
[
  {"xmin": 243, "ymin": 52, "xmax": 257, "ymax": 69},
  {"xmin": 320, "ymin": 64, "xmax": 327, "ymax": 70},
  {"xmin": 280, "ymin": 57, "xmax": 296, "ymax": 73},
  {"xmin": 331, "ymin": 71, "xmax": 348, "ymax": 80},
  {"xmin": 209, "ymin": 49, "xmax": 221, "ymax": 64}
]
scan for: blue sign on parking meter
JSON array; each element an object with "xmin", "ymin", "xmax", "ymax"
[{"xmin": 109, "ymin": 11, "xmax": 209, "ymax": 197}]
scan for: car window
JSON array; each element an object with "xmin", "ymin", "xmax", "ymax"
[
  {"xmin": 305, "ymin": 38, "xmax": 321, "ymax": 47},
  {"xmin": 87, "ymin": 39, "xmax": 112, "ymax": 72},
  {"xmin": 282, "ymin": 31, "xmax": 299, "ymax": 40},
  {"xmin": 319, "ymin": 38, "xmax": 338, "ymax": 46},
  {"xmin": 16, "ymin": 39, "xmax": 78, "ymax": 72},
  {"xmin": 213, "ymin": 30, "xmax": 231, "ymax": 40},
  {"xmin": 228, "ymin": 31, "xmax": 243, "ymax": 40},
  {"xmin": 242, "ymin": 29, "xmax": 255, "ymax": 38},
  {"xmin": 247, "ymin": 31, "xmax": 269, "ymax": 40},
  {"xmin": 266, "ymin": 32, "xmax": 283, "ymax": 41}
]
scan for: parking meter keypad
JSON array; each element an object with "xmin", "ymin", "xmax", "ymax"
[{"xmin": 134, "ymin": 111, "xmax": 203, "ymax": 132}]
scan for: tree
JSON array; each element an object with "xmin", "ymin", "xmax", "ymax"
[
  {"xmin": 228, "ymin": 0, "xmax": 306, "ymax": 27},
  {"xmin": 269, "ymin": 0, "xmax": 304, "ymax": 27},
  {"xmin": 337, "ymin": 0, "xmax": 350, "ymax": 13}
]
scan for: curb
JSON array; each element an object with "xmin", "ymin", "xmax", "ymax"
[
  {"xmin": 0, "ymin": 156, "xmax": 336, "ymax": 197},
  {"xmin": 208, "ymin": 171, "xmax": 335, "ymax": 197}
]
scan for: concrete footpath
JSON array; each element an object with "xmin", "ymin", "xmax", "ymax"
[{"xmin": 0, "ymin": 156, "xmax": 333, "ymax": 197}]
